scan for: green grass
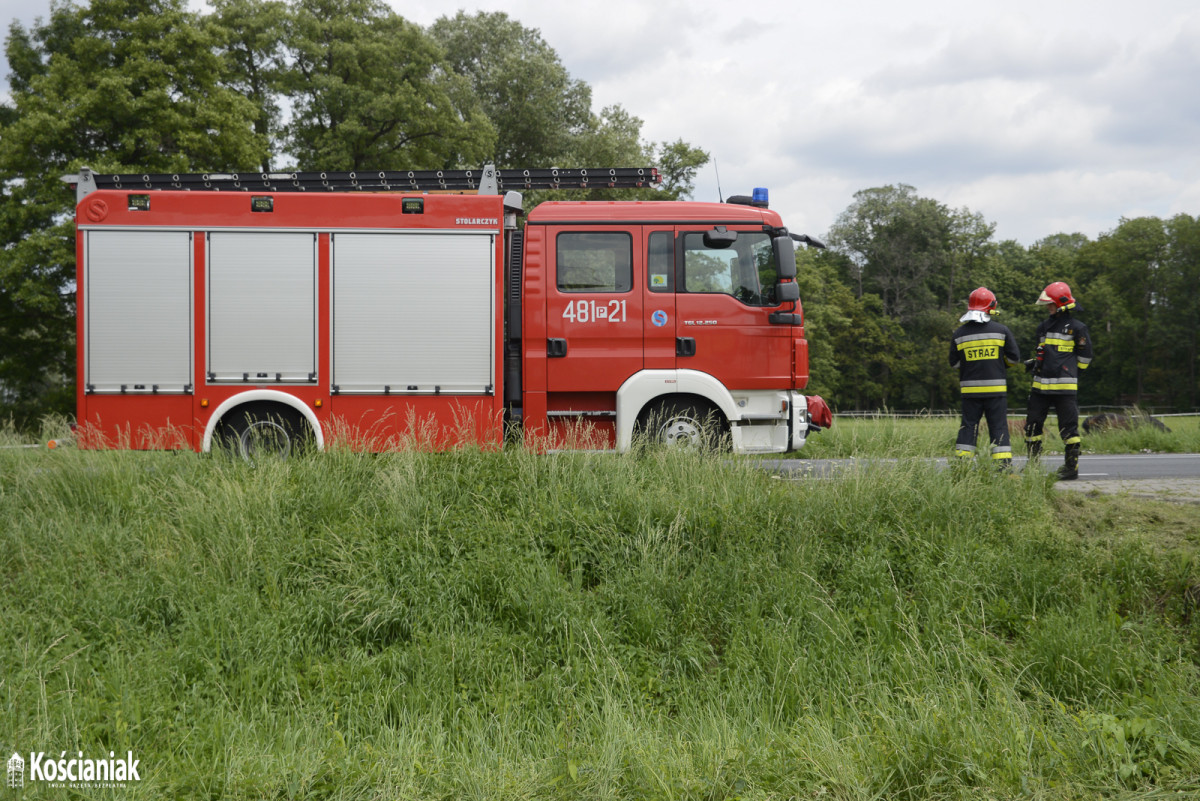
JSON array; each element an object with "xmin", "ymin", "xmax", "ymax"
[
  {"xmin": 801, "ymin": 413, "xmax": 1200, "ymax": 459},
  {"xmin": 2, "ymin": 438, "xmax": 1199, "ymax": 799}
]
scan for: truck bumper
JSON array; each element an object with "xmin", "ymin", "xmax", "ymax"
[{"xmin": 727, "ymin": 390, "xmax": 810, "ymax": 454}]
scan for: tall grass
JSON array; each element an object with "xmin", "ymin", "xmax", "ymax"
[{"xmin": 2, "ymin": 442, "xmax": 1198, "ymax": 799}]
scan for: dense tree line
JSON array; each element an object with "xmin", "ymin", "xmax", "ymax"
[
  {"xmin": 2, "ymin": 0, "xmax": 1196, "ymax": 427},
  {"xmin": 800, "ymin": 186, "xmax": 1200, "ymax": 412}
]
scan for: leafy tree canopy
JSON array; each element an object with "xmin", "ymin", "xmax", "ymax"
[
  {"xmin": 429, "ymin": 10, "xmax": 590, "ymax": 168},
  {"xmin": 283, "ymin": 0, "xmax": 495, "ymax": 171}
]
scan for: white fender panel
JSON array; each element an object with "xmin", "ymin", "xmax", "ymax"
[
  {"xmin": 201, "ymin": 390, "xmax": 325, "ymax": 452},
  {"xmin": 614, "ymin": 369, "xmax": 740, "ymax": 452}
]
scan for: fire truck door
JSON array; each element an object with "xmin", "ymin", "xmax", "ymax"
[
  {"xmin": 672, "ymin": 226, "xmax": 793, "ymax": 390},
  {"xmin": 643, "ymin": 228, "xmax": 677, "ymax": 371},
  {"xmin": 544, "ymin": 228, "xmax": 644, "ymax": 392}
]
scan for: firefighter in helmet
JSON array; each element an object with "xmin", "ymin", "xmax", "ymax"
[
  {"xmin": 949, "ymin": 287, "xmax": 1020, "ymax": 466},
  {"xmin": 1024, "ymin": 281, "xmax": 1094, "ymax": 480}
]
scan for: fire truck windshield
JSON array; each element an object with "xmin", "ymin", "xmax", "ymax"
[{"xmin": 682, "ymin": 231, "xmax": 781, "ymax": 306}]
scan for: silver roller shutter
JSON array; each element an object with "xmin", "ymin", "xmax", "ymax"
[
  {"xmin": 333, "ymin": 232, "xmax": 494, "ymax": 394},
  {"xmin": 85, "ymin": 230, "xmax": 192, "ymax": 393},
  {"xmin": 207, "ymin": 232, "xmax": 316, "ymax": 382}
]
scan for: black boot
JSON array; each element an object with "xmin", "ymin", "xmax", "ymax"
[
  {"xmin": 1027, "ymin": 439, "xmax": 1042, "ymax": 459},
  {"xmin": 1057, "ymin": 443, "xmax": 1080, "ymax": 480}
]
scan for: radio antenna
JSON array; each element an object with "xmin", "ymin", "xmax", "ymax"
[{"xmin": 714, "ymin": 157, "xmax": 724, "ymax": 203}]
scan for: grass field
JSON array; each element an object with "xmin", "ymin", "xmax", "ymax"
[{"xmin": 2, "ymin": 427, "xmax": 1199, "ymax": 799}]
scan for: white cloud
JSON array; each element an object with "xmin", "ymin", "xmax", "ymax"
[
  {"xmin": 866, "ymin": 23, "xmax": 1114, "ymax": 90},
  {"xmin": 939, "ymin": 169, "xmax": 1193, "ymax": 242}
]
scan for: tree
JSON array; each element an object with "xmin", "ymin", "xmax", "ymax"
[
  {"xmin": 1161, "ymin": 215, "xmax": 1200, "ymax": 408},
  {"xmin": 826, "ymin": 185, "xmax": 954, "ymax": 324},
  {"xmin": 565, "ymin": 104, "xmax": 648, "ymax": 166},
  {"xmin": 945, "ymin": 208, "xmax": 996, "ymax": 310},
  {"xmin": 3, "ymin": 0, "xmax": 265, "ymax": 171},
  {"xmin": 795, "ymin": 248, "xmax": 909, "ymax": 409},
  {"xmin": 429, "ymin": 10, "xmax": 708, "ymax": 200},
  {"xmin": 207, "ymin": 0, "xmax": 290, "ymax": 172},
  {"xmin": 428, "ymin": 10, "xmax": 591, "ymax": 168},
  {"xmin": 653, "ymin": 139, "xmax": 709, "ymax": 200},
  {"xmin": 283, "ymin": 0, "xmax": 494, "ymax": 171},
  {"xmin": 0, "ymin": 0, "xmax": 265, "ymax": 427},
  {"xmin": 1076, "ymin": 217, "xmax": 1169, "ymax": 405}
]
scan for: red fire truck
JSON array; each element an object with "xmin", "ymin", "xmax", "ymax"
[{"xmin": 65, "ymin": 165, "xmax": 830, "ymax": 457}]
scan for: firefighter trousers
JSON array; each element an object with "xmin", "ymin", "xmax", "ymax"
[
  {"xmin": 956, "ymin": 395, "xmax": 1012, "ymax": 461},
  {"xmin": 1024, "ymin": 392, "xmax": 1080, "ymax": 454}
]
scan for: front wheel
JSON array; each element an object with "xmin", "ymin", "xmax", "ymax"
[{"xmin": 639, "ymin": 398, "xmax": 726, "ymax": 451}]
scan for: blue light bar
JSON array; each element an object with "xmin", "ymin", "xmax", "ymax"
[{"xmin": 752, "ymin": 187, "xmax": 769, "ymax": 207}]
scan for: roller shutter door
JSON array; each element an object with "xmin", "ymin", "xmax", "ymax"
[
  {"xmin": 85, "ymin": 230, "xmax": 192, "ymax": 393},
  {"xmin": 332, "ymin": 232, "xmax": 494, "ymax": 394},
  {"xmin": 207, "ymin": 232, "xmax": 316, "ymax": 383}
]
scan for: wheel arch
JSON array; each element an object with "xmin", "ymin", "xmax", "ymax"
[
  {"xmin": 201, "ymin": 390, "xmax": 325, "ymax": 453},
  {"xmin": 615, "ymin": 369, "xmax": 739, "ymax": 452}
]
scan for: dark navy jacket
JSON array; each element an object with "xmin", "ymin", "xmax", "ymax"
[
  {"xmin": 949, "ymin": 319, "xmax": 1021, "ymax": 398},
  {"xmin": 1031, "ymin": 311, "xmax": 1093, "ymax": 395}
]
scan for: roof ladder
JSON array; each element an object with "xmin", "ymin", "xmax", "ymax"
[{"xmin": 64, "ymin": 164, "xmax": 660, "ymax": 202}]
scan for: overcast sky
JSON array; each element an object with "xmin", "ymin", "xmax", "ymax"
[{"xmin": 4, "ymin": 0, "xmax": 1198, "ymax": 244}]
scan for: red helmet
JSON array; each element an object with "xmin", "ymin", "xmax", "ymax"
[
  {"xmin": 1037, "ymin": 281, "xmax": 1075, "ymax": 310},
  {"xmin": 967, "ymin": 286, "xmax": 997, "ymax": 313}
]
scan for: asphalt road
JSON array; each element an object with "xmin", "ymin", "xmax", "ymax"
[
  {"xmin": 769, "ymin": 453, "xmax": 1200, "ymax": 480},
  {"xmin": 1042, "ymin": 453, "xmax": 1200, "ymax": 480},
  {"xmin": 767, "ymin": 453, "xmax": 1200, "ymax": 502}
]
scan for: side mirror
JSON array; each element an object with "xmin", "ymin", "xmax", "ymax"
[
  {"xmin": 790, "ymin": 233, "xmax": 827, "ymax": 249},
  {"xmin": 774, "ymin": 235, "xmax": 797, "ymax": 279},
  {"xmin": 776, "ymin": 281, "xmax": 799, "ymax": 302},
  {"xmin": 703, "ymin": 226, "xmax": 738, "ymax": 249}
]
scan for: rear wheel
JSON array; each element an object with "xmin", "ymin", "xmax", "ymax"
[
  {"xmin": 639, "ymin": 398, "xmax": 726, "ymax": 451},
  {"xmin": 216, "ymin": 402, "xmax": 311, "ymax": 462}
]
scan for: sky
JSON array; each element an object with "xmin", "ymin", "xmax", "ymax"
[{"xmin": 3, "ymin": 0, "xmax": 1198, "ymax": 244}]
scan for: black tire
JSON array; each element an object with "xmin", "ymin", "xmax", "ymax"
[
  {"xmin": 216, "ymin": 402, "xmax": 311, "ymax": 462},
  {"xmin": 638, "ymin": 397, "xmax": 726, "ymax": 451}
]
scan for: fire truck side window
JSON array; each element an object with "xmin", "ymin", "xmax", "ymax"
[
  {"xmin": 556, "ymin": 232, "xmax": 632, "ymax": 293},
  {"xmin": 682, "ymin": 231, "xmax": 778, "ymax": 306},
  {"xmin": 647, "ymin": 231, "xmax": 673, "ymax": 292}
]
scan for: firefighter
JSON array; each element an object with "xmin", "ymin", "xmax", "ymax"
[
  {"xmin": 1024, "ymin": 281, "xmax": 1094, "ymax": 480},
  {"xmin": 949, "ymin": 287, "xmax": 1020, "ymax": 466}
]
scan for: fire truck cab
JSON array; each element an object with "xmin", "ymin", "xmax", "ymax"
[
  {"xmin": 520, "ymin": 198, "xmax": 821, "ymax": 453},
  {"xmin": 66, "ymin": 166, "xmax": 828, "ymax": 456}
]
